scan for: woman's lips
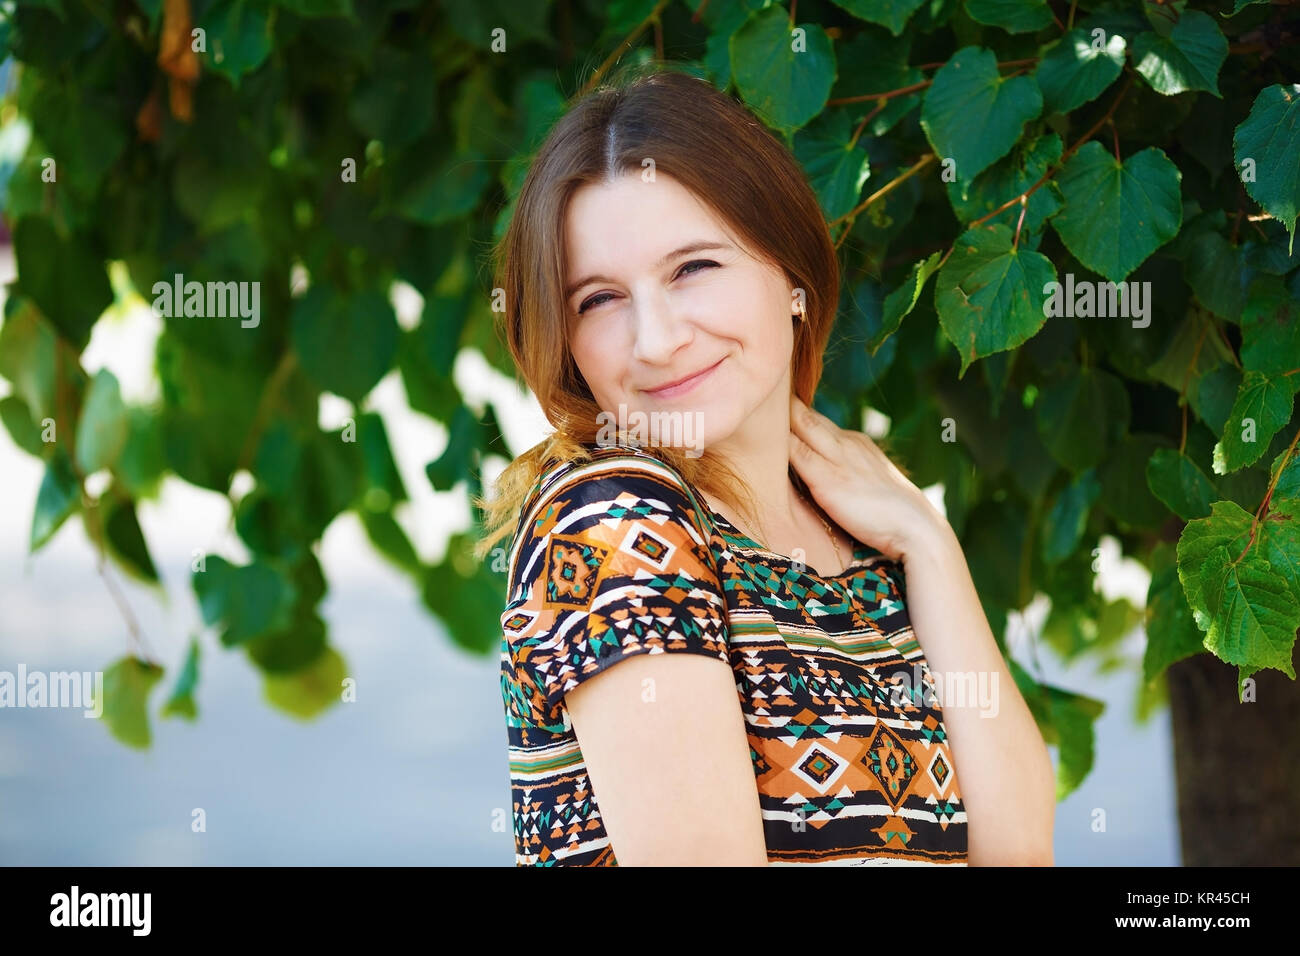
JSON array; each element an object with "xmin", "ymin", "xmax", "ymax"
[{"xmin": 643, "ymin": 357, "xmax": 725, "ymax": 399}]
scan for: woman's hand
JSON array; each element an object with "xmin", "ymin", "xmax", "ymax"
[{"xmin": 787, "ymin": 394, "xmax": 952, "ymax": 563}]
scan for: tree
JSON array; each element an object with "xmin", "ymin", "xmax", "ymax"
[{"xmin": 0, "ymin": 0, "xmax": 1296, "ymax": 861}]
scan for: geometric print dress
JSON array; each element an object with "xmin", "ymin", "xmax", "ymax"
[{"xmin": 499, "ymin": 442, "xmax": 968, "ymax": 866}]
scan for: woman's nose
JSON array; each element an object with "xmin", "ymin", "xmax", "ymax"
[{"xmin": 629, "ymin": 291, "xmax": 693, "ymax": 365}]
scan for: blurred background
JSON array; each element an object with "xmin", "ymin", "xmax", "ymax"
[{"xmin": 4, "ymin": 0, "xmax": 1297, "ymax": 866}]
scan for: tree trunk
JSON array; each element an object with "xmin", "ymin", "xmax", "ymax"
[{"xmin": 1166, "ymin": 652, "xmax": 1300, "ymax": 865}]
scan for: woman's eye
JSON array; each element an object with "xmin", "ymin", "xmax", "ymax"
[
  {"xmin": 577, "ymin": 292, "xmax": 613, "ymax": 314},
  {"xmin": 678, "ymin": 259, "xmax": 718, "ymax": 278},
  {"xmin": 576, "ymin": 260, "xmax": 718, "ymax": 315}
]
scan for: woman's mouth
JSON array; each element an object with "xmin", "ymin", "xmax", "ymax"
[{"xmin": 642, "ymin": 357, "xmax": 725, "ymax": 399}]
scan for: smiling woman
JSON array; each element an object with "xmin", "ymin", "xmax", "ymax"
[{"xmin": 475, "ymin": 61, "xmax": 1054, "ymax": 867}]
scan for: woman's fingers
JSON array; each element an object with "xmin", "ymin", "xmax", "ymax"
[
  {"xmin": 789, "ymin": 394, "xmax": 843, "ymax": 461},
  {"xmin": 788, "ymin": 431, "xmax": 831, "ymax": 491}
]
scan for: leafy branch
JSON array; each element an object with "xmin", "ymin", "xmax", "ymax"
[{"xmin": 968, "ymin": 72, "xmax": 1136, "ymax": 229}]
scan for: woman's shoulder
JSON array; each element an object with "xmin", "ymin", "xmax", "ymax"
[
  {"xmin": 523, "ymin": 440, "xmax": 702, "ymax": 520},
  {"xmin": 505, "ymin": 440, "xmax": 722, "ymax": 600}
]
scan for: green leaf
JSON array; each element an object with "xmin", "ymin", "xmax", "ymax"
[
  {"xmin": 870, "ymin": 252, "xmax": 943, "ymax": 353},
  {"xmin": 944, "ymin": 133, "xmax": 1062, "ymax": 232},
  {"xmin": 199, "ymin": 0, "xmax": 273, "ymax": 85},
  {"xmin": 1041, "ymin": 468, "xmax": 1101, "ymax": 565},
  {"xmin": 1035, "ymin": 366, "xmax": 1131, "ymax": 471},
  {"xmin": 1255, "ymin": 498, "xmax": 1300, "ymax": 604},
  {"xmin": 827, "ymin": 25, "xmax": 924, "ymax": 136},
  {"xmin": 920, "ymin": 46, "xmax": 1043, "ymax": 189},
  {"xmin": 1009, "ymin": 657, "xmax": 1105, "ymax": 800},
  {"xmin": 1034, "ymin": 27, "xmax": 1126, "ymax": 114},
  {"xmin": 1197, "ymin": 545, "xmax": 1299, "ymax": 679},
  {"xmin": 291, "ymin": 286, "xmax": 399, "ymax": 403},
  {"xmin": 1043, "ymin": 593, "xmax": 1140, "ymax": 663},
  {"xmin": 934, "ymin": 223, "xmax": 1056, "ymax": 376},
  {"xmin": 1142, "ymin": 0, "xmax": 1187, "ymax": 35},
  {"xmin": 1233, "ymin": 85, "xmax": 1300, "ymax": 254},
  {"xmin": 0, "ymin": 395, "xmax": 47, "ymax": 457},
  {"xmin": 263, "ymin": 646, "xmax": 348, "ymax": 719},
  {"xmin": 1050, "ymin": 686, "xmax": 1102, "ymax": 806},
  {"xmin": 393, "ymin": 148, "xmax": 492, "ymax": 225},
  {"xmin": 1271, "ymin": 446, "xmax": 1300, "ymax": 509},
  {"xmin": 357, "ymin": 412, "xmax": 408, "ymax": 508},
  {"xmin": 361, "ymin": 509, "xmax": 421, "ymax": 574},
  {"xmin": 21, "ymin": 73, "xmax": 127, "ymax": 198},
  {"xmin": 1051, "ymin": 142, "xmax": 1183, "ymax": 283},
  {"xmin": 1143, "ymin": 541, "xmax": 1206, "ymax": 684},
  {"xmin": 966, "ymin": 0, "xmax": 1053, "ymax": 34},
  {"xmin": 0, "ymin": 298, "xmax": 88, "ymax": 427},
  {"xmin": 162, "ymin": 638, "xmax": 201, "ymax": 720},
  {"xmin": 825, "ymin": 278, "xmax": 897, "ymax": 396},
  {"xmin": 1146, "ymin": 447, "xmax": 1215, "ymax": 520},
  {"xmin": 1132, "ymin": 11, "xmax": 1228, "ymax": 97},
  {"xmin": 1177, "ymin": 498, "xmax": 1254, "ymax": 619},
  {"xmin": 13, "ymin": 218, "xmax": 112, "ymax": 350},
  {"xmin": 360, "ymin": 508, "xmax": 422, "ymax": 574},
  {"xmin": 347, "ymin": 48, "xmax": 436, "ymax": 148},
  {"xmin": 423, "ymin": 534, "xmax": 506, "ymax": 653},
  {"xmin": 172, "ymin": 130, "xmax": 269, "ymax": 233},
  {"xmin": 277, "ymin": 0, "xmax": 354, "ymax": 17},
  {"xmin": 794, "ymin": 109, "xmax": 871, "ymax": 222},
  {"xmin": 827, "ymin": 0, "xmax": 926, "ymax": 36},
  {"xmin": 101, "ymin": 656, "xmax": 165, "ymax": 749},
  {"xmin": 1099, "ymin": 433, "xmax": 1177, "ymax": 529},
  {"xmin": 1243, "ymin": 219, "xmax": 1300, "ymax": 275},
  {"xmin": 1147, "ymin": 308, "xmax": 1236, "ymax": 394},
  {"xmin": 1181, "ymin": 231, "xmax": 1247, "ymax": 320},
  {"xmin": 1214, "ymin": 370, "xmax": 1296, "ymax": 473},
  {"xmin": 103, "ymin": 495, "xmax": 160, "ymax": 583},
  {"xmin": 426, "ymin": 404, "xmax": 479, "ymax": 491},
  {"xmin": 192, "ymin": 555, "xmax": 297, "ymax": 647},
  {"xmin": 74, "ymin": 369, "xmax": 128, "ymax": 475},
  {"xmin": 963, "ymin": 498, "xmax": 1032, "ymax": 611},
  {"xmin": 1240, "ymin": 276, "xmax": 1300, "ymax": 378},
  {"xmin": 246, "ymin": 609, "xmax": 328, "ymax": 674},
  {"xmin": 116, "ymin": 406, "xmax": 166, "ymax": 499},
  {"xmin": 13, "ymin": 0, "xmax": 66, "ymax": 19},
  {"xmin": 441, "ymin": 0, "xmax": 551, "ymax": 49},
  {"xmin": 250, "ymin": 423, "xmax": 363, "ymax": 543},
  {"xmin": 1191, "ymin": 364, "xmax": 1241, "ymax": 435},
  {"xmin": 30, "ymin": 445, "xmax": 80, "ymax": 552},
  {"xmin": 398, "ymin": 334, "xmax": 463, "ymax": 421},
  {"xmin": 730, "ymin": 6, "xmax": 836, "ymax": 134}
]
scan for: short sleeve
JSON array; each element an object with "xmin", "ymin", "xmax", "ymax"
[{"xmin": 500, "ymin": 453, "xmax": 731, "ymax": 721}]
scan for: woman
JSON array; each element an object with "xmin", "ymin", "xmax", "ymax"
[{"xmin": 477, "ymin": 63, "xmax": 1055, "ymax": 866}]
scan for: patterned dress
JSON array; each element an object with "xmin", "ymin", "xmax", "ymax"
[{"xmin": 499, "ymin": 443, "xmax": 968, "ymax": 866}]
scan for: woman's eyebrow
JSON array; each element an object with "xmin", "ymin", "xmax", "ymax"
[{"xmin": 565, "ymin": 240, "xmax": 734, "ymax": 298}]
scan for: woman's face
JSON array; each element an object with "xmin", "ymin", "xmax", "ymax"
[{"xmin": 562, "ymin": 170, "xmax": 797, "ymax": 455}]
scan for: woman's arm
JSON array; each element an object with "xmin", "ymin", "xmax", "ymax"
[
  {"xmin": 565, "ymin": 652, "xmax": 770, "ymax": 866},
  {"xmin": 898, "ymin": 517, "xmax": 1057, "ymax": 866},
  {"xmin": 787, "ymin": 394, "xmax": 1056, "ymax": 865}
]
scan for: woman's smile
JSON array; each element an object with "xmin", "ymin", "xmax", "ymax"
[{"xmin": 641, "ymin": 356, "xmax": 726, "ymax": 399}]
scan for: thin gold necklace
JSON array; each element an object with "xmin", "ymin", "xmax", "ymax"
[
  {"xmin": 723, "ymin": 487, "xmax": 845, "ymax": 574},
  {"xmin": 802, "ymin": 488, "xmax": 846, "ymax": 574}
]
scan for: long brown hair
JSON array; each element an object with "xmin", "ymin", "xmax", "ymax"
[{"xmin": 473, "ymin": 61, "xmax": 840, "ymax": 562}]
